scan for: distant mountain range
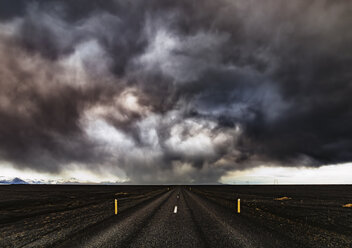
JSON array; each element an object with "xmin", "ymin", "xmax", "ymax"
[
  {"xmin": 0, "ymin": 177, "xmax": 29, "ymax": 184},
  {"xmin": 0, "ymin": 177, "xmax": 119, "ymax": 185}
]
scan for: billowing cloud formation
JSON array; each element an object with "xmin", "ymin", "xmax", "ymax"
[{"xmin": 0, "ymin": 0, "xmax": 352, "ymax": 183}]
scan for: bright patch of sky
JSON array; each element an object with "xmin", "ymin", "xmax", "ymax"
[
  {"xmin": 0, "ymin": 162, "xmax": 127, "ymax": 184},
  {"xmin": 1, "ymin": 162, "xmax": 351, "ymax": 184},
  {"xmin": 220, "ymin": 163, "xmax": 352, "ymax": 184}
]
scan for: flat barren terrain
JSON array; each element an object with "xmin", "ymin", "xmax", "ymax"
[{"xmin": 0, "ymin": 185, "xmax": 351, "ymax": 247}]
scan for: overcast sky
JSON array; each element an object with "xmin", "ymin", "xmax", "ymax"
[{"xmin": 0, "ymin": 0, "xmax": 352, "ymax": 184}]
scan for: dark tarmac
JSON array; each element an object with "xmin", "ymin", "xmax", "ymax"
[{"xmin": 1, "ymin": 185, "xmax": 351, "ymax": 248}]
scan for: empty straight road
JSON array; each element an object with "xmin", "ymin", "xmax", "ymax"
[
  {"xmin": 53, "ymin": 187, "xmax": 307, "ymax": 248},
  {"xmin": 3, "ymin": 185, "xmax": 351, "ymax": 248}
]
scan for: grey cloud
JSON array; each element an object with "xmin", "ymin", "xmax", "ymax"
[{"xmin": 0, "ymin": 0, "xmax": 351, "ymax": 183}]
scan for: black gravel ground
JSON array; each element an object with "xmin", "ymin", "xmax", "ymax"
[{"xmin": 0, "ymin": 185, "xmax": 351, "ymax": 247}]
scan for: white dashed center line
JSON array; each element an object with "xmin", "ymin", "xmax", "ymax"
[{"xmin": 173, "ymin": 206, "xmax": 178, "ymax": 214}]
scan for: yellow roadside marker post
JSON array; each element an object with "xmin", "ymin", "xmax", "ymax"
[
  {"xmin": 237, "ymin": 198, "xmax": 240, "ymax": 213},
  {"xmin": 115, "ymin": 199, "xmax": 118, "ymax": 215}
]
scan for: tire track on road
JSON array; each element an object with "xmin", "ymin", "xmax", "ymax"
[
  {"xmin": 126, "ymin": 187, "xmax": 206, "ymax": 248},
  {"xmin": 186, "ymin": 189, "xmax": 302, "ymax": 248},
  {"xmin": 184, "ymin": 190, "xmax": 254, "ymax": 248},
  {"xmin": 55, "ymin": 190, "xmax": 173, "ymax": 248},
  {"xmin": 182, "ymin": 189, "xmax": 212, "ymax": 248}
]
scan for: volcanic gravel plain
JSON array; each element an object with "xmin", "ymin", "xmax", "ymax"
[{"xmin": 0, "ymin": 185, "xmax": 351, "ymax": 247}]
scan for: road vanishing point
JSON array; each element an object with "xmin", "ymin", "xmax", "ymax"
[{"xmin": 54, "ymin": 187, "xmax": 306, "ymax": 248}]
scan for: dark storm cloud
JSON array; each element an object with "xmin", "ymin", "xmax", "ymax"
[{"xmin": 0, "ymin": 0, "xmax": 352, "ymax": 183}]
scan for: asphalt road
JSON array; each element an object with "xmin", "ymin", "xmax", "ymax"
[{"xmin": 53, "ymin": 187, "xmax": 304, "ymax": 248}]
